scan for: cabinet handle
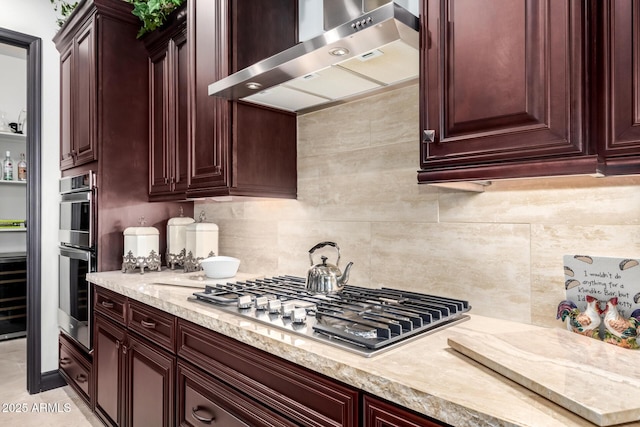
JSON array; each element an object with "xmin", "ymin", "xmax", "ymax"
[
  {"xmin": 140, "ymin": 319, "xmax": 156, "ymax": 329},
  {"xmin": 423, "ymin": 129, "xmax": 436, "ymax": 143},
  {"xmin": 122, "ymin": 344, "xmax": 128, "ymax": 355},
  {"xmin": 164, "ymin": 177, "xmax": 169, "ymax": 184},
  {"xmin": 116, "ymin": 340, "xmax": 120, "ymax": 350},
  {"xmin": 191, "ymin": 406, "xmax": 215, "ymax": 424},
  {"xmin": 101, "ymin": 300, "xmax": 114, "ymax": 309},
  {"xmin": 60, "ymin": 357, "xmax": 72, "ymax": 366},
  {"xmin": 75, "ymin": 373, "xmax": 87, "ymax": 383}
]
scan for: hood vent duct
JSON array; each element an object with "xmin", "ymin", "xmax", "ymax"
[{"xmin": 208, "ymin": 0, "xmax": 419, "ymax": 114}]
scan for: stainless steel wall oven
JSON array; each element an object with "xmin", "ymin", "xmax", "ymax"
[{"xmin": 58, "ymin": 171, "xmax": 96, "ymax": 351}]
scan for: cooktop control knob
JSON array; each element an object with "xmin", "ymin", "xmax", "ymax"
[
  {"xmin": 237, "ymin": 295, "xmax": 252, "ymax": 309},
  {"xmin": 281, "ymin": 302, "xmax": 295, "ymax": 318},
  {"xmin": 292, "ymin": 307, "xmax": 307, "ymax": 324},
  {"xmin": 255, "ymin": 296, "xmax": 268, "ymax": 310},
  {"xmin": 268, "ymin": 299, "xmax": 282, "ymax": 314}
]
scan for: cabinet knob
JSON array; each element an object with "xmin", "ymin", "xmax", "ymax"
[
  {"xmin": 191, "ymin": 406, "xmax": 215, "ymax": 424},
  {"xmin": 423, "ymin": 130, "xmax": 436, "ymax": 143},
  {"xmin": 75, "ymin": 373, "xmax": 88, "ymax": 383}
]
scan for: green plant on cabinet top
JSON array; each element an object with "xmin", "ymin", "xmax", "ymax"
[
  {"xmin": 124, "ymin": 0, "xmax": 185, "ymax": 37},
  {"xmin": 50, "ymin": 0, "xmax": 79, "ymax": 28},
  {"xmin": 51, "ymin": 0, "xmax": 186, "ymax": 38}
]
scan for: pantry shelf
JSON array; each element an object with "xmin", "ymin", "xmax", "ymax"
[{"xmin": 0, "ymin": 131, "xmax": 26, "ymax": 142}]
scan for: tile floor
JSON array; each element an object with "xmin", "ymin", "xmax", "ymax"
[{"xmin": 0, "ymin": 338, "xmax": 102, "ymax": 426}]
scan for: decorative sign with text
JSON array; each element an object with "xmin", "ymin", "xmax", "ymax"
[{"xmin": 563, "ymin": 255, "xmax": 640, "ymax": 317}]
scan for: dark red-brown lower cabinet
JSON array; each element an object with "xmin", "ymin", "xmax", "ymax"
[
  {"xmin": 94, "ymin": 313, "xmax": 175, "ymax": 427},
  {"xmin": 177, "ymin": 361, "xmax": 297, "ymax": 427},
  {"xmin": 363, "ymin": 395, "xmax": 449, "ymax": 427},
  {"xmin": 94, "ymin": 313, "xmax": 126, "ymax": 426},
  {"xmin": 58, "ymin": 333, "xmax": 92, "ymax": 407},
  {"xmin": 177, "ymin": 319, "xmax": 359, "ymax": 427}
]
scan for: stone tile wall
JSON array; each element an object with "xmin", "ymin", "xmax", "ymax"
[{"xmin": 197, "ymin": 84, "xmax": 640, "ymax": 328}]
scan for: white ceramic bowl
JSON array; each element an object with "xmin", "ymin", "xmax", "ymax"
[{"xmin": 200, "ymin": 256, "xmax": 240, "ymax": 279}]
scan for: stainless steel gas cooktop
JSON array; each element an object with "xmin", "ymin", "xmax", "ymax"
[{"xmin": 189, "ymin": 275, "xmax": 471, "ymax": 357}]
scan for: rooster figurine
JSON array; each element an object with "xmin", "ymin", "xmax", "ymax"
[
  {"xmin": 602, "ymin": 297, "xmax": 640, "ymax": 349},
  {"xmin": 556, "ymin": 295, "xmax": 603, "ymax": 339}
]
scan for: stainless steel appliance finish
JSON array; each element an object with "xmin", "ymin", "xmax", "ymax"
[
  {"xmin": 58, "ymin": 171, "xmax": 96, "ymax": 351},
  {"xmin": 58, "ymin": 245, "xmax": 94, "ymax": 350},
  {"xmin": 190, "ymin": 276, "xmax": 470, "ymax": 357},
  {"xmin": 306, "ymin": 241, "xmax": 353, "ymax": 294},
  {"xmin": 208, "ymin": 0, "xmax": 419, "ymax": 114},
  {"xmin": 59, "ymin": 171, "xmax": 95, "ymax": 249}
]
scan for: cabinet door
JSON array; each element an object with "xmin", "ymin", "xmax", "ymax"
[
  {"xmin": 187, "ymin": 0, "xmax": 229, "ymax": 196},
  {"xmin": 149, "ymin": 27, "xmax": 190, "ymax": 200},
  {"xmin": 419, "ymin": 0, "xmax": 592, "ymax": 182},
  {"xmin": 596, "ymin": 0, "xmax": 640, "ymax": 174},
  {"xmin": 59, "ymin": 20, "xmax": 96, "ymax": 171},
  {"xmin": 363, "ymin": 395, "xmax": 446, "ymax": 427},
  {"xmin": 73, "ymin": 20, "xmax": 97, "ymax": 167},
  {"xmin": 94, "ymin": 314, "xmax": 126, "ymax": 427},
  {"xmin": 59, "ymin": 45, "xmax": 74, "ymax": 170},
  {"xmin": 149, "ymin": 44, "xmax": 173, "ymax": 196},
  {"xmin": 230, "ymin": 0, "xmax": 298, "ymax": 199},
  {"xmin": 124, "ymin": 334, "xmax": 175, "ymax": 427},
  {"xmin": 173, "ymin": 28, "xmax": 190, "ymax": 196},
  {"xmin": 186, "ymin": 0, "xmax": 297, "ymax": 199}
]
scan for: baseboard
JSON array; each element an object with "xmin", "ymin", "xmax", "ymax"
[{"xmin": 40, "ymin": 370, "xmax": 66, "ymax": 392}]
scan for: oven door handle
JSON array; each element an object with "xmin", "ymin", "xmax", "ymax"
[{"xmin": 59, "ymin": 246, "xmax": 92, "ymax": 262}]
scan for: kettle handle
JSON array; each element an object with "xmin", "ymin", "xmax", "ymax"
[{"xmin": 309, "ymin": 241, "xmax": 340, "ymax": 266}]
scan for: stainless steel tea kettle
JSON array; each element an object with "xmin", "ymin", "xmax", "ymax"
[{"xmin": 306, "ymin": 241, "xmax": 353, "ymax": 294}]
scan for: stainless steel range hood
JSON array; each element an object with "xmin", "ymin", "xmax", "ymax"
[{"xmin": 208, "ymin": 0, "xmax": 419, "ymax": 114}]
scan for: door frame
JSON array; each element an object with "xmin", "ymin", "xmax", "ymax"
[{"xmin": 0, "ymin": 27, "xmax": 48, "ymax": 394}]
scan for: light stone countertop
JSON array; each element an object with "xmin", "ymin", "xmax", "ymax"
[{"xmin": 86, "ymin": 269, "xmax": 640, "ymax": 427}]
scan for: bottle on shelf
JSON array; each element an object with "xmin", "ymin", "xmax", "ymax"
[
  {"xmin": 17, "ymin": 153, "xmax": 26, "ymax": 182},
  {"xmin": 2, "ymin": 151, "xmax": 13, "ymax": 181}
]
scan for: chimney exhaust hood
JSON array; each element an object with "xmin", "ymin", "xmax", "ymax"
[{"xmin": 208, "ymin": 0, "xmax": 419, "ymax": 114}]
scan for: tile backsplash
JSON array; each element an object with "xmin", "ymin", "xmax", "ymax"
[{"xmin": 196, "ymin": 84, "xmax": 640, "ymax": 328}]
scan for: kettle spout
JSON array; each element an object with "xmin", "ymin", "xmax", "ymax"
[{"xmin": 338, "ymin": 262, "xmax": 354, "ymax": 286}]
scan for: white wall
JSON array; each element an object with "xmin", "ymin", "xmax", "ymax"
[
  {"xmin": 0, "ymin": 48, "xmax": 27, "ymax": 253},
  {"xmin": 0, "ymin": 46, "xmax": 26, "ymax": 125},
  {"xmin": 0, "ymin": 0, "xmax": 61, "ymax": 373}
]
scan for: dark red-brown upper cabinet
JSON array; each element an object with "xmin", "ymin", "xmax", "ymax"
[
  {"xmin": 58, "ymin": 18, "xmax": 96, "ymax": 170},
  {"xmin": 418, "ymin": 0, "xmax": 595, "ymax": 183},
  {"xmin": 595, "ymin": 0, "xmax": 640, "ymax": 175},
  {"xmin": 186, "ymin": 0, "xmax": 298, "ymax": 199},
  {"xmin": 144, "ymin": 6, "xmax": 190, "ymax": 201},
  {"xmin": 54, "ymin": 0, "xmax": 194, "ymax": 271}
]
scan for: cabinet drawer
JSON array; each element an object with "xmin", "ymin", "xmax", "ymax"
[
  {"xmin": 94, "ymin": 286, "xmax": 127, "ymax": 325},
  {"xmin": 178, "ymin": 361, "xmax": 297, "ymax": 427},
  {"xmin": 363, "ymin": 395, "xmax": 446, "ymax": 427},
  {"xmin": 128, "ymin": 299, "xmax": 176, "ymax": 353},
  {"xmin": 178, "ymin": 320, "xmax": 359, "ymax": 427},
  {"xmin": 59, "ymin": 333, "xmax": 92, "ymax": 405}
]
